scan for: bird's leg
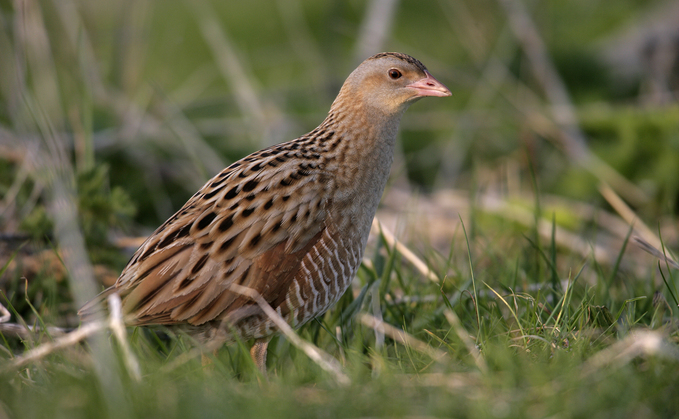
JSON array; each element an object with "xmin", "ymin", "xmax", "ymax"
[{"xmin": 250, "ymin": 338, "xmax": 270, "ymax": 375}]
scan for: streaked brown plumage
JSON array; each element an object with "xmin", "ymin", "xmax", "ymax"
[{"xmin": 79, "ymin": 52, "xmax": 451, "ymax": 370}]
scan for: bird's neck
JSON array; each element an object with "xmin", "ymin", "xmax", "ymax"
[
  {"xmin": 326, "ymin": 90, "xmax": 406, "ymax": 157},
  {"xmin": 318, "ymin": 98, "xmax": 406, "ymax": 240},
  {"xmin": 325, "ymin": 99, "xmax": 403, "ymax": 184}
]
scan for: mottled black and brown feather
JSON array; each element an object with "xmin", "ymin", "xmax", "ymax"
[{"xmin": 79, "ymin": 52, "xmax": 450, "ymax": 362}]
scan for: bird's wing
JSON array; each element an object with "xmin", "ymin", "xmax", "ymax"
[{"xmin": 80, "ymin": 141, "xmax": 334, "ymax": 326}]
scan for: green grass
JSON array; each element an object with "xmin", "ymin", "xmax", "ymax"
[
  {"xmin": 2, "ymin": 0, "xmax": 679, "ymax": 417},
  {"xmin": 2, "ymin": 222, "xmax": 679, "ymax": 418}
]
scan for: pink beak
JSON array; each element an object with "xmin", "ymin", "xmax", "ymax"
[{"xmin": 407, "ymin": 71, "xmax": 451, "ymax": 97}]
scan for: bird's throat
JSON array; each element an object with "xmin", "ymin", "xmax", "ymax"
[{"xmin": 320, "ymin": 107, "xmax": 402, "ymax": 243}]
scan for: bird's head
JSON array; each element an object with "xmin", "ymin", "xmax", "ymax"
[{"xmin": 334, "ymin": 52, "xmax": 451, "ymax": 118}]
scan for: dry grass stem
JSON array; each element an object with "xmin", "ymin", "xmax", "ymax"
[
  {"xmin": 372, "ymin": 218, "xmax": 440, "ymax": 283},
  {"xmin": 0, "ymin": 322, "xmax": 68, "ymax": 339},
  {"xmin": 228, "ymin": 283, "xmax": 350, "ymax": 386},
  {"xmin": 8, "ymin": 320, "xmax": 106, "ymax": 371},
  {"xmin": 7, "ymin": 294, "xmax": 142, "ymax": 378},
  {"xmin": 581, "ymin": 330, "xmax": 679, "ymax": 377},
  {"xmin": 107, "ymin": 294, "xmax": 141, "ymax": 382},
  {"xmin": 444, "ymin": 310, "xmax": 487, "ymax": 373},
  {"xmin": 360, "ymin": 313, "xmax": 448, "ymax": 363},
  {"xmin": 598, "ymin": 183, "xmax": 661, "ymax": 249},
  {"xmin": 370, "ymin": 282, "xmax": 385, "ymax": 349},
  {"xmin": 0, "ymin": 302, "xmax": 10, "ymax": 324},
  {"xmin": 633, "ymin": 236, "xmax": 679, "ymax": 270}
]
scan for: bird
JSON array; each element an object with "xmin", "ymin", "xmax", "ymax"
[{"xmin": 79, "ymin": 52, "xmax": 451, "ymax": 372}]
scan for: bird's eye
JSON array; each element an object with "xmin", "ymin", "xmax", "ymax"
[{"xmin": 388, "ymin": 69, "xmax": 402, "ymax": 79}]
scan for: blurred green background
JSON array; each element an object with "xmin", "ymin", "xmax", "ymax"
[
  {"xmin": 2, "ymin": 0, "xmax": 677, "ymax": 237},
  {"xmin": 2, "ymin": 0, "xmax": 679, "ymax": 358},
  {"xmin": 0, "ymin": 0, "xmax": 679, "ymax": 418}
]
